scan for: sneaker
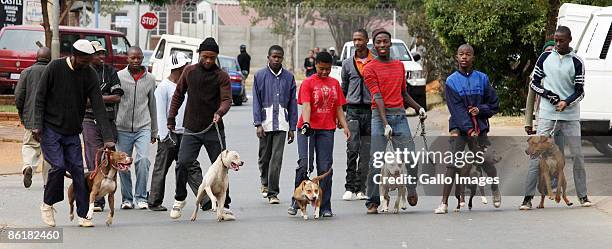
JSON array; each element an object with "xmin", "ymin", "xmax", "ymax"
[
  {"xmin": 121, "ymin": 202, "xmax": 134, "ymax": 210},
  {"xmin": 356, "ymin": 192, "xmax": 368, "ymax": 200},
  {"xmin": 148, "ymin": 205, "xmax": 168, "ymax": 211},
  {"xmin": 93, "ymin": 203, "xmax": 104, "ymax": 212},
  {"xmin": 493, "ymin": 190, "xmax": 502, "ymax": 208},
  {"xmin": 268, "ymin": 196, "xmax": 280, "ymax": 204},
  {"xmin": 170, "ymin": 200, "xmax": 186, "ymax": 219},
  {"xmin": 261, "ymin": 185, "xmax": 268, "ymax": 198},
  {"xmin": 434, "ymin": 203, "xmax": 448, "ymax": 214},
  {"xmin": 223, "ymin": 212, "xmax": 236, "ymax": 221},
  {"xmin": 367, "ymin": 204, "xmax": 378, "ymax": 214},
  {"xmin": 23, "ymin": 166, "xmax": 33, "ymax": 188},
  {"xmin": 579, "ymin": 196, "xmax": 592, "ymax": 207},
  {"xmin": 321, "ymin": 210, "xmax": 334, "ymax": 218},
  {"xmin": 137, "ymin": 202, "xmax": 148, "ymax": 210},
  {"xmin": 40, "ymin": 203, "xmax": 56, "ymax": 227},
  {"xmin": 78, "ymin": 217, "xmax": 94, "ymax": 227},
  {"xmin": 519, "ymin": 196, "xmax": 533, "ymax": 210},
  {"xmin": 287, "ymin": 206, "xmax": 297, "ymax": 216},
  {"xmin": 342, "ymin": 191, "xmax": 356, "ymax": 201}
]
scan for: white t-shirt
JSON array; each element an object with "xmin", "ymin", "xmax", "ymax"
[{"xmin": 155, "ymin": 78, "xmax": 186, "ymax": 138}]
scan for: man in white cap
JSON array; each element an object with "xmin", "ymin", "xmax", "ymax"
[
  {"xmin": 34, "ymin": 39, "xmax": 116, "ymax": 227},
  {"xmin": 329, "ymin": 47, "xmax": 339, "ymax": 65},
  {"xmin": 147, "ymin": 52, "xmax": 199, "ymax": 211}
]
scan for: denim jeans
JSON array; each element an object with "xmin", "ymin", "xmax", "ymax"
[
  {"xmin": 366, "ymin": 109, "xmax": 417, "ymax": 207},
  {"xmin": 292, "ymin": 130, "xmax": 335, "ymax": 213},
  {"xmin": 117, "ymin": 129, "xmax": 151, "ymax": 204},
  {"xmin": 345, "ymin": 107, "xmax": 371, "ymax": 193},
  {"xmin": 524, "ymin": 119, "xmax": 586, "ymax": 198}
]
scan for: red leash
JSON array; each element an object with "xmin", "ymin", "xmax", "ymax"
[{"xmin": 89, "ymin": 149, "xmax": 111, "ymax": 180}]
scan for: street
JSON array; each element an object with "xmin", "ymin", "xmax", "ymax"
[{"xmin": 1, "ymin": 101, "xmax": 612, "ymax": 249}]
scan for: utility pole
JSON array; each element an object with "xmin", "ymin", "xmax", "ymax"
[
  {"xmin": 393, "ymin": 8, "xmax": 396, "ymax": 38},
  {"xmin": 51, "ymin": 0, "xmax": 60, "ymax": 59},
  {"xmin": 95, "ymin": 0, "xmax": 99, "ymax": 28},
  {"xmin": 135, "ymin": 0, "xmax": 140, "ymax": 47},
  {"xmin": 294, "ymin": 3, "xmax": 299, "ymax": 73}
]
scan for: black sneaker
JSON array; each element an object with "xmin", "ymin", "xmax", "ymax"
[
  {"xmin": 23, "ymin": 166, "xmax": 33, "ymax": 188},
  {"xmin": 149, "ymin": 205, "xmax": 168, "ymax": 211},
  {"xmin": 579, "ymin": 196, "xmax": 592, "ymax": 207},
  {"xmin": 287, "ymin": 206, "xmax": 297, "ymax": 216},
  {"xmin": 519, "ymin": 196, "xmax": 533, "ymax": 210}
]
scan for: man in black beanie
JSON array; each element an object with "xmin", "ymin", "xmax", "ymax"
[{"xmin": 167, "ymin": 37, "xmax": 235, "ymax": 220}]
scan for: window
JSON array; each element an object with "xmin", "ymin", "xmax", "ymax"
[
  {"xmin": 154, "ymin": 39, "xmax": 165, "ymax": 59},
  {"xmin": 600, "ymin": 23, "xmax": 612, "ymax": 59},
  {"xmin": 60, "ymin": 34, "xmax": 81, "ymax": 53},
  {"xmin": 110, "ymin": 12, "xmax": 129, "ymax": 36},
  {"xmin": 170, "ymin": 48, "xmax": 193, "ymax": 63},
  {"xmin": 84, "ymin": 35, "xmax": 106, "ymax": 51},
  {"xmin": 182, "ymin": 0, "xmax": 197, "ymax": 24},
  {"xmin": 111, "ymin": 36, "xmax": 130, "ymax": 55},
  {"xmin": 152, "ymin": 6, "xmax": 167, "ymax": 35},
  {"xmin": 0, "ymin": 30, "xmax": 45, "ymax": 51}
]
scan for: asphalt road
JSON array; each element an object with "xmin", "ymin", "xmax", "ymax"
[{"xmin": 1, "ymin": 101, "xmax": 612, "ymax": 249}]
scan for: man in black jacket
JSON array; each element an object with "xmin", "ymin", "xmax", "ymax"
[
  {"xmin": 15, "ymin": 47, "xmax": 51, "ymax": 189},
  {"xmin": 34, "ymin": 39, "xmax": 115, "ymax": 227},
  {"xmin": 237, "ymin": 44, "xmax": 251, "ymax": 77}
]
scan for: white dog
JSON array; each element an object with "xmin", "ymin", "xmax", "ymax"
[{"xmin": 190, "ymin": 150, "xmax": 243, "ymax": 222}]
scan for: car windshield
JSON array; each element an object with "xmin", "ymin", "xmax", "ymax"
[
  {"xmin": 0, "ymin": 30, "xmax": 45, "ymax": 51},
  {"xmin": 219, "ymin": 57, "xmax": 241, "ymax": 72},
  {"xmin": 349, "ymin": 43, "xmax": 412, "ymax": 61},
  {"xmin": 142, "ymin": 51, "xmax": 153, "ymax": 66}
]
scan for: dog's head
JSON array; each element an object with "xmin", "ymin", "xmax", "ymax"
[
  {"xmin": 108, "ymin": 150, "xmax": 132, "ymax": 171},
  {"xmin": 384, "ymin": 161, "xmax": 403, "ymax": 176},
  {"xmin": 300, "ymin": 180, "xmax": 321, "ymax": 205},
  {"xmin": 525, "ymin": 136, "xmax": 557, "ymax": 157},
  {"xmin": 220, "ymin": 150, "xmax": 243, "ymax": 171}
]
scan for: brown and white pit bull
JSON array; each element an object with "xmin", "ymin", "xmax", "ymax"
[
  {"xmin": 292, "ymin": 169, "xmax": 332, "ymax": 220},
  {"xmin": 67, "ymin": 149, "xmax": 132, "ymax": 226},
  {"xmin": 525, "ymin": 136, "xmax": 573, "ymax": 208}
]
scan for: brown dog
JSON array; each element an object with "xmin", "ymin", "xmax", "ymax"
[
  {"xmin": 293, "ymin": 170, "xmax": 332, "ymax": 220},
  {"xmin": 67, "ymin": 149, "xmax": 132, "ymax": 226},
  {"xmin": 525, "ymin": 136, "xmax": 573, "ymax": 208}
]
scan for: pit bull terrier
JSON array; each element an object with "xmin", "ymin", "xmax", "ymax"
[{"xmin": 292, "ymin": 169, "xmax": 332, "ymax": 220}]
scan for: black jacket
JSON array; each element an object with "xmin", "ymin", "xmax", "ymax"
[
  {"xmin": 237, "ymin": 52, "xmax": 251, "ymax": 72},
  {"xmin": 15, "ymin": 60, "xmax": 48, "ymax": 129}
]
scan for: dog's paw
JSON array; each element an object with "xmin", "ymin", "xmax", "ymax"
[
  {"xmin": 481, "ymin": 197, "xmax": 488, "ymax": 204},
  {"xmin": 105, "ymin": 217, "xmax": 112, "ymax": 226},
  {"xmin": 459, "ymin": 202, "xmax": 466, "ymax": 208},
  {"xmin": 314, "ymin": 214, "xmax": 320, "ymax": 219},
  {"xmin": 537, "ymin": 204, "xmax": 544, "ymax": 209},
  {"xmin": 303, "ymin": 215, "xmax": 308, "ymax": 220},
  {"xmin": 555, "ymin": 195, "xmax": 561, "ymax": 203},
  {"xmin": 190, "ymin": 215, "xmax": 197, "ymax": 221},
  {"xmin": 392, "ymin": 208, "xmax": 399, "ymax": 214},
  {"xmin": 453, "ymin": 208, "xmax": 461, "ymax": 212}
]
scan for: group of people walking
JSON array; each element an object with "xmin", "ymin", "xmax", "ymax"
[{"xmin": 15, "ymin": 24, "xmax": 591, "ymax": 227}]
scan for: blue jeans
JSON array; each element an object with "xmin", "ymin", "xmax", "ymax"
[
  {"xmin": 524, "ymin": 119, "xmax": 586, "ymax": 198},
  {"xmin": 117, "ymin": 129, "xmax": 151, "ymax": 204},
  {"xmin": 366, "ymin": 109, "xmax": 417, "ymax": 207},
  {"xmin": 292, "ymin": 130, "xmax": 335, "ymax": 213}
]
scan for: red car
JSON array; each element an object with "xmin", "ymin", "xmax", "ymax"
[{"xmin": 0, "ymin": 25, "xmax": 131, "ymax": 93}]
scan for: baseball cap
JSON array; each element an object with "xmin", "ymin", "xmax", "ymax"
[
  {"xmin": 72, "ymin": 39, "xmax": 95, "ymax": 55},
  {"xmin": 90, "ymin": 41, "xmax": 106, "ymax": 53},
  {"xmin": 168, "ymin": 52, "xmax": 191, "ymax": 70},
  {"xmin": 329, "ymin": 47, "xmax": 336, "ymax": 51}
]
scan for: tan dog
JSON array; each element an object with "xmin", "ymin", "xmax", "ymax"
[
  {"xmin": 379, "ymin": 156, "xmax": 407, "ymax": 214},
  {"xmin": 293, "ymin": 170, "xmax": 332, "ymax": 220},
  {"xmin": 191, "ymin": 150, "xmax": 243, "ymax": 222},
  {"xmin": 525, "ymin": 136, "xmax": 573, "ymax": 208},
  {"xmin": 67, "ymin": 149, "xmax": 132, "ymax": 226}
]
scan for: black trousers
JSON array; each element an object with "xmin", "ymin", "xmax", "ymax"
[
  {"xmin": 148, "ymin": 133, "xmax": 201, "ymax": 207},
  {"xmin": 175, "ymin": 128, "xmax": 230, "ymax": 208},
  {"xmin": 258, "ymin": 131, "xmax": 286, "ymax": 197},
  {"xmin": 345, "ymin": 107, "xmax": 371, "ymax": 193}
]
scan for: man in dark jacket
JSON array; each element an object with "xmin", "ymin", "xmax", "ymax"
[
  {"xmin": 34, "ymin": 39, "xmax": 115, "ymax": 227},
  {"xmin": 83, "ymin": 41, "xmax": 123, "ymax": 212},
  {"xmin": 237, "ymin": 44, "xmax": 251, "ymax": 77},
  {"xmin": 15, "ymin": 47, "xmax": 51, "ymax": 189}
]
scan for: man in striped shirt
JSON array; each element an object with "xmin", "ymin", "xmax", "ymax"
[{"xmin": 520, "ymin": 26, "xmax": 591, "ymax": 210}]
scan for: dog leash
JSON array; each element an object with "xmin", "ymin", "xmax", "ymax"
[{"xmin": 182, "ymin": 121, "xmax": 225, "ymax": 151}]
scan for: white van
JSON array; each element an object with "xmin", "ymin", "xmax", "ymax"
[
  {"xmin": 149, "ymin": 34, "xmax": 201, "ymax": 84},
  {"xmin": 557, "ymin": 3, "xmax": 612, "ymax": 155},
  {"xmin": 330, "ymin": 38, "xmax": 426, "ymax": 109}
]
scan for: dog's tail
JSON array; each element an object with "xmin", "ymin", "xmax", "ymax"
[{"xmin": 311, "ymin": 169, "xmax": 333, "ymax": 182}]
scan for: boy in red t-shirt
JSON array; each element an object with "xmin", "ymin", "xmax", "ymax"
[{"xmin": 288, "ymin": 52, "xmax": 350, "ymax": 218}]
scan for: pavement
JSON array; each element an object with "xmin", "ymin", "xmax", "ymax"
[{"xmin": 1, "ymin": 101, "xmax": 612, "ymax": 248}]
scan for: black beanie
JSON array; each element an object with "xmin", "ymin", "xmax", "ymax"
[
  {"xmin": 198, "ymin": 37, "xmax": 219, "ymax": 53},
  {"xmin": 372, "ymin": 28, "xmax": 391, "ymax": 41}
]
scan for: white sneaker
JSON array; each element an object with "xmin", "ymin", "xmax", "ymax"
[
  {"xmin": 342, "ymin": 191, "xmax": 356, "ymax": 201},
  {"xmin": 223, "ymin": 208, "xmax": 233, "ymax": 215},
  {"xmin": 356, "ymin": 192, "xmax": 368, "ymax": 200},
  {"xmin": 121, "ymin": 202, "xmax": 134, "ymax": 209},
  {"xmin": 78, "ymin": 217, "xmax": 94, "ymax": 227},
  {"xmin": 434, "ymin": 203, "xmax": 448, "ymax": 214},
  {"xmin": 137, "ymin": 202, "xmax": 148, "ymax": 210},
  {"xmin": 170, "ymin": 200, "xmax": 186, "ymax": 219},
  {"xmin": 40, "ymin": 203, "xmax": 56, "ymax": 227}
]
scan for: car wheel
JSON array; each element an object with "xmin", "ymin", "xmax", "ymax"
[{"xmin": 233, "ymin": 96, "xmax": 243, "ymax": 106}]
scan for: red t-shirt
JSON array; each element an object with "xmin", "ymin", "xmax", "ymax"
[
  {"xmin": 297, "ymin": 75, "xmax": 347, "ymax": 130},
  {"xmin": 363, "ymin": 59, "xmax": 406, "ymax": 109}
]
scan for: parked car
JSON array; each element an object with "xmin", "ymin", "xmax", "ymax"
[
  {"xmin": 555, "ymin": 3, "xmax": 612, "ymax": 156},
  {"xmin": 0, "ymin": 25, "xmax": 131, "ymax": 93},
  {"xmin": 330, "ymin": 38, "xmax": 426, "ymax": 109},
  {"xmin": 218, "ymin": 55, "xmax": 246, "ymax": 106}
]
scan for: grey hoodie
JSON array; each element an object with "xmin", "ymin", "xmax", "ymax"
[
  {"xmin": 340, "ymin": 54, "xmax": 372, "ymax": 107},
  {"xmin": 115, "ymin": 67, "xmax": 158, "ymax": 137}
]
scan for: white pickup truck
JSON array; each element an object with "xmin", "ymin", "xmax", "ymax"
[
  {"xmin": 330, "ymin": 38, "xmax": 426, "ymax": 109},
  {"xmin": 556, "ymin": 3, "xmax": 612, "ymax": 155}
]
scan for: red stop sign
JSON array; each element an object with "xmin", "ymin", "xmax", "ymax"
[{"xmin": 140, "ymin": 12, "xmax": 158, "ymax": 30}]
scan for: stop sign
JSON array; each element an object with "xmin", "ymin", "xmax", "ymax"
[{"xmin": 140, "ymin": 12, "xmax": 158, "ymax": 30}]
